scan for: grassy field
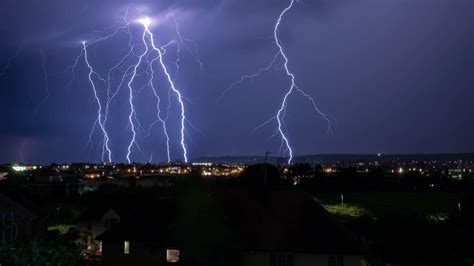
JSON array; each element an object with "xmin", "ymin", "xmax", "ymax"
[
  {"xmin": 315, "ymin": 192, "xmax": 464, "ymax": 221},
  {"xmin": 47, "ymin": 224, "xmax": 76, "ymax": 233}
]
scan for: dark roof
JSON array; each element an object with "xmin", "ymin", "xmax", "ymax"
[
  {"xmin": 96, "ymin": 199, "xmax": 179, "ymax": 243},
  {"xmin": 218, "ymin": 189, "xmax": 362, "ymax": 254},
  {"xmin": 97, "ymin": 188, "xmax": 363, "ymax": 254},
  {"xmin": 76, "ymin": 203, "xmax": 127, "ymax": 221},
  {"xmin": 0, "ymin": 193, "xmax": 37, "ymax": 219}
]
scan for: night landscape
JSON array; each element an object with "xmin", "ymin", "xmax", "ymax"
[{"xmin": 1, "ymin": 0, "xmax": 473, "ymax": 265}]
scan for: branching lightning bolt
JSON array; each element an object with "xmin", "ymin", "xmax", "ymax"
[
  {"xmin": 33, "ymin": 50, "xmax": 50, "ymax": 118},
  {"xmin": 272, "ymin": 0, "xmax": 335, "ymax": 163},
  {"xmin": 172, "ymin": 15, "xmax": 204, "ymax": 75},
  {"xmin": 0, "ymin": 45, "xmax": 23, "ymax": 77},
  {"xmin": 148, "ymin": 51, "xmax": 171, "ymax": 163},
  {"xmin": 51, "ymin": 11, "xmax": 199, "ymax": 163},
  {"xmin": 19, "ymin": 138, "xmax": 29, "ymax": 162},
  {"xmin": 143, "ymin": 16, "xmax": 203, "ymax": 162},
  {"xmin": 272, "ymin": 0, "xmax": 298, "ymax": 164},
  {"xmin": 125, "ymin": 24, "xmax": 149, "ymax": 164},
  {"xmin": 83, "ymin": 42, "xmax": 112, "ymax": 163},
  {"xmin": 221, "ymin": 0, "xmax": 334, "ymax": 164},
  {"xmin": 139, "ymin": 17, "xmax": 189, "ymax": 163},
  {"xmin": 219, "ymin": 52, "xmax": 280, "ymax": 103},
  {"xmin": 50, "ymin": 50, "xmax": 83, "ymax": 90}
]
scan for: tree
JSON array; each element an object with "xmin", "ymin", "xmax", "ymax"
[{"xmin": 0, "ymin": 240, "xmax": 85, "ymax": 266}]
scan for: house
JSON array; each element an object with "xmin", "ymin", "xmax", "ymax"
[
  {"xmin": 97, "ymin": 188, "xmax": 365, "ymax": 266},
  {"xmin": 77, "ymin": 206, "xmax": 122, "ymax": 253},
  {"xmin": 0, "ymin": 192, "xmax": 46, "ymax": 241}
]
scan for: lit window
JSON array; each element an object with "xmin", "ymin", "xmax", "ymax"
[
  {"xmin": 124, "ymin": 241, "xmax": 130, "ymax": 254},
  {"xmin": 166, "ymin": 249, "xmax": 180, "ymax": 263}
]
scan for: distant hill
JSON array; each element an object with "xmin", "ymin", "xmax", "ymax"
[
  {"xmin": 192, "ymin": 153, "xmax": 474, "ymax": 165},
  {"xmin": 191, "ymin": 156, "xmax": 282, "ymax": 165}
]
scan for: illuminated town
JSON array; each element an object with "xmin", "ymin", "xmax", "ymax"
[{"xmin": 1, "ymin": 153, "xmax": 474, "ymax": 265}]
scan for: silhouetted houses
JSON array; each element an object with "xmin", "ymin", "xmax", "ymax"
[
  {"xmin": 20, "ymin": 175, "xmax": 84, "ymax": 198},
  {"xmin": 97, "ymin": 188, "xmax": 364, "ymax": 266},
  {"xmin": 77, "ymin": 205, "xmax": 122, "ymax": 252},
  {"xmin": 0, "ymin": 193, "xmax": 46, "ymax": 241}
]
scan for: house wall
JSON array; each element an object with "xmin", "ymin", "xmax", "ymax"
[
  {"xmin": 101, "ymin": 240, "xmax": 363, "ymax": 266},
  {"xmin": 0, "ymin": 215, "xmax": 46, "ymax": 242},
  {"xmin": 77, "ymin": 208, "xmax": 121, "ymax": 253},
  {"xmin": 78, "ymin": 208, "xmax": 121, "ymax": 239},
  {"xmin": 100, "ymin": 209, "xmax": 120, "ymax": 230},
  {"xmin": 102, "ymin": 241, "xmax": 166, "ymax": 266},
  {"xmin": 77, "ymin": 220, "xmax": 104, "ymax": 239},
  {"xmin": 242, "ymin": 251, "xmax": 362, "ymax": 266}
]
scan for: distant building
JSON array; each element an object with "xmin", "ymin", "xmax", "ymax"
[
  {"xmin": 21, "ymin": 175, "xmax": 84, "ymax": 198},
  {"xmin": 97, "ymin": 189, "xmax": 364, "ymax": 266}
]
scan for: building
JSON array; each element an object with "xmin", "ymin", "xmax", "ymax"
[
  {"xmin": 21, "ymin": 175, "xmax": 84, "ymax": 198},
  {"xmin": 97, "ymin": 188, "xmax": 364, "ymax": 266},
  {"xmin": 77, "ymin": 206, "xmax": 122, "ymax": 253},
  {"xmin": 0, "ymin": 192, "xmax": 46, "ymax": 241}
]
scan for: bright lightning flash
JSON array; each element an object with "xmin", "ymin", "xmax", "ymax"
[
  {"xmin": 83, "ymin": 41, "xmax": 113, "ymax": 163},
  {"xmin": 139, "ymin": 17, "xmax": 189, "ymax": 163},
  {"xmin": 221, "ymin": 0, "xmax": 334, "ymax": 164},
  {"xmin": 53, "ymin": 11, "xmax": 198, "ymax": 163}
]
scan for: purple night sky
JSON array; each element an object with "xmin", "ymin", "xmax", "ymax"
[{"xmin": 1, "ymin": 0, "xmax": 474, "ymax": 163}]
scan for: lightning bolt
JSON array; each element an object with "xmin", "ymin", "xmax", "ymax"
[
  {"xmin": 272, "ymin": 0, "xmax": 297, "ymax": 164},
  {"xmin": 218, "ymin": 52, "xmax": 280, "ymax": 103},
  {"xmin": 139, "ymin": 17, "xmax": 189, "ymax": 163},
  {"xmin": 52, "ymin": 10, "xmax": 198, "ymax": 163},
  {"xmin": 102, "ymin": 18, "xmax": 135, "ymax": 163},
  {"xmin": 172, "ymin": 15, "xmax": 204, "ymax": 75},
  {"xmin": 148, "ymin": 49, "xmax": 172, "ymax": 163},
  {"xmin": 33, "ymin": 50, "xmax": 50, "ymax": 118},
  {"xmin": 125, "ymin": 22, "xmax": 149, "ymax": 164},
  {"xmin": 0, "ymin": 44, "xmax": 23, "ymax": 77},
  {"xmin": 143, "ymin": 16, "xmax": 203, "ymax": 162},
  {"xmin": 19, "ymin": 138, "xmax": 29, "ymax": 162},
  {"xmin": 273, "ymin": 0, "xmax": 336, "ymax": 164},
  {"xmin": 83, "ymin": 42, "xmax": 112, "ymax": 163},
  {"xmin": 68, "ymin": 10, "xmax": 136, "ymax": 163},
  {"xmin": 221, "ymin": 0, "xmax": 334, "ymax": 164},
  {"xmin": 50, "ymin": 50, "xmax": 83, "ymax": 90},
  {"xmin": 270, "ymin": 0, "xmax": 337, "ymax": 164}
]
